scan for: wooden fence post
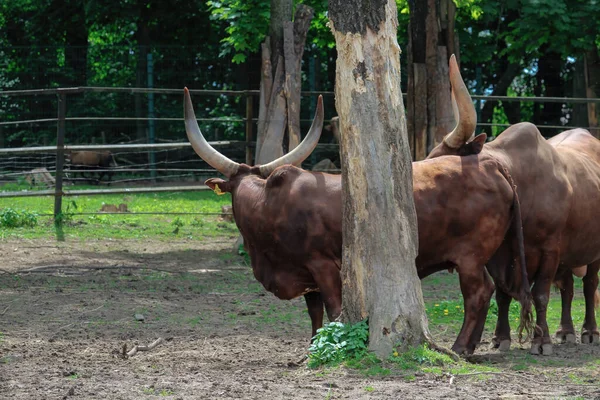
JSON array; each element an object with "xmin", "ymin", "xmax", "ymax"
[
  {"xmin": 245, "ymin": 92, "xmax": 254, "ymax": 166},
  {"xmin": 54, "ymin": 92, "xmax": 66, "ymax": 222}
]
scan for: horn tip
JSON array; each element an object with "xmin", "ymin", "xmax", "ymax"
[{"xmin": 449, "ymin": 55, "xmax": 458, "ymax": 71}]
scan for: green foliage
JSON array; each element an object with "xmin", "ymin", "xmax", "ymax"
[
  {"xmin": 503, "ymin": 0, "xmax": 600, "ymax": 60},
  {"xmin": 308, "ymin": 320, "xmax": 369, "ymax": 368},
  {"xmin": 207, "ymin": 0, "xmax": 270, "ymax": 63},
  {"xmin": 0, "ymin": 208, "xmax": 38, "ymax": 228}
]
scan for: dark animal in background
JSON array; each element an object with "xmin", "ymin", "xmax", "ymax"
[
  {"xmin": 184, "ymin": 87, "xmax": 533, "ymax": 355},
  {"xmin": 67, "ymin": 150, "xmax": 118, "ymax": 184},
  {"xmin": 427, "ymin": 55, "xmax": 600, "ymax": 355}
]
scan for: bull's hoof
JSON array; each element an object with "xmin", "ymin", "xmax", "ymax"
[
  {"xmin": 541, "ymin": 344, "xmax": 553, "ymax": 356},
  {"xmin": 530, "ymin": 341, "xmax": 553, "ymax": 356},
  {"xmin": 556, "ymin": 332, "xmax": 576, "ymax": 344},
  {"xmin": 451, "ymin": 344, "xmax": 474, "ymax": 357},
  {"xmin": 497, "ymin": 340, "xmax": 511, "ymax": 351},
  {"xmin": 530, "ymin": 342, "xmax": 541, "ymax": 355},
  {"xmin": 581, "ymin": 332, "xmax": 600, "ymax": 345}
]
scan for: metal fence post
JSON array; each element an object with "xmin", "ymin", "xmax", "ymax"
[
  {"xmin": 147, "ymin": 53, "xmax": 157, "ymax": 181},
  {"xmin": 245, "ymin": 92, "xmax": 253, "ymax": 166},
  {"xmin": 54, "ymin": 92, "xmax": 66, "ymax": 221}
]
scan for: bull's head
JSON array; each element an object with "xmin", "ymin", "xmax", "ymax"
[
  {"xmin": 183, "ymin": 88, "xmax": 324, "ymax": 194},
  {"xmin": 427, "ymin": 54, "xmax": 486, "ymax": 159}
]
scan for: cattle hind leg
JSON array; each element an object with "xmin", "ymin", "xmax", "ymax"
[
  {"xmin": 453, "ymin": 262, "xmax": 495, "ymax": 356},
  {"xmin": 530, "ymin": 252, "xmax": 559, "ymax": 356},
  {"xmin": 492, "ymin": 288, "xmax": 513, "ymax": 351},
  {"xmin": 555, "ymin": 269, "xmax": 577, "ymax": 343},
  {"xmin": 581, "ymin": 260, "xmax": 600, "ymax": 345}
]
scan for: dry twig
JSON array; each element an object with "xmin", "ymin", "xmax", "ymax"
[
  {"xmin": 126, "ymin": 337, "xmax": 164, "ymax": 357},
  {"xmin": 451, "ymin": 371, "xmax": 599, "ymax": 387}
]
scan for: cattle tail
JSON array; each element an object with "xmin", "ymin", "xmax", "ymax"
[{"xmin": 498, "ymin": 165, "xmax": 534, "ymax": 343}]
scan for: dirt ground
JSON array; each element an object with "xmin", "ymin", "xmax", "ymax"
[{"xmin": 1, "ymin": 238, "xmax": 599, "ymax": 399}]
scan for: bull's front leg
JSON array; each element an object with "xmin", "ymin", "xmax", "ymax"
[
  {"xmin": 304, "ymin": 292, "xmax": 324, "ymax": 340},
  {"xmin": 555, "ymin": 269, "xmax": 576, "ymax": 343},
  {"xmin": 492, "ymin": 288, "xmax": 513, "ymax": 351},
  {"xmin": 454, "ymin": 262, "xmax": 495, "ymax": 356},
  {"xmin": 306, "ymin": 260, "xmax": 342, "ymax": 326},
  {"xmin": 581, "ymin": 260, "xmax": 600, "ymax": 345}
]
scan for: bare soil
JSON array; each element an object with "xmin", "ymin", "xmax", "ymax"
[{"xmin": 0, "ymin": 238, "xmax": 599, "ymax": 399}]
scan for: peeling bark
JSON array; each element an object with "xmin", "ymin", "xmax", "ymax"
[
  {"xmin": 255, "ymin": 39, "xmax": 273, "ymax": 161},
  {"xmin": 329, "ymin": 0, "xmax": 430, "ymax": 358},
  {"xmin": 283, "ymin": 5, "xmax": 314, "ymax": 152},
  {"xmin": 255, "ymin": 4, "xmax": 314, "ymax": 165}
]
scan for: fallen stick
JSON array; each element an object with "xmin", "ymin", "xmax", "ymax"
[
  {"xmin": 451, "ymin": 371, "xmax": 600, "ymax": 387},
  {"xmin": 127, "ymin": 337, "xmax": 164, "ymax": 357}
]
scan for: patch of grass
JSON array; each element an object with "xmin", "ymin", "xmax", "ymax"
[
  {"xmin": 0, "ymin": 184, "xmax": 235, "ymax": 240},
  {"xmin": 364, "ymin": 385, "xmax": 374, "ymax": 392},
  {"xmin": 566, "ymin": 373, "xmax": 588, "ymax": 385},
  {"xmin": 142, "ymin": 387, "xmax": 155, "ymax": 395},
  {"xmin": 186, "ymin": 315, "xmax": 204, "ymax": 326},
  {"xmin": 389, "ymin": 344, "xmax": 454, "ymax": 371},
  {"xmin": 345, "ymin": 352, "xmax": 391, "ymax": 376}
]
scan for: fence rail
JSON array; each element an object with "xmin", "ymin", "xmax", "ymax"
[{"xmin": 1, "ymin": 86, "xmax": 599, "ymax": 221}]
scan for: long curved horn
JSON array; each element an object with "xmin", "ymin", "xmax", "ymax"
[
  {"xmin": 184, "ymin": 87, "xmax": 239, "ymax": 178},
  {"xmin": 443, "ymin": 54, "xmax": 477, "ymax": 149},
  {"xmin": 259, "ymin": 95, "xmax": 324, "ymax": 177}
]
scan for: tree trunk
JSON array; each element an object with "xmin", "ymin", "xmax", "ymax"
[
  {"xmin": 255, "ymin": 2, "xmax": 314, "ymax": 165},
  {"xmin": 534, "ymin": 50, "xmax": 564, "ymax": 136},
  {"xmin": 585, "ymin": 49, "xmax": 600, "ymax": 138},
  {"xmin": 269, "ymin": 0, "xmax": 293, "ymax": 77},
  {"xmin": 284, "ymin": 5, "xmax": 314, "ymax": 150},
  {"xmin": 329, "ymin": 0, "xmax": 431, "ymax": 358},
  {"xmin": 480, "ymin": 61, "xmax": 521, "ymax": 125},
  {"xmin": 135, "ymin": 7, "xmax": 151, "ymax": 142},
  {"xmin": 406, "ymin": 0, "xmax": 456, "ymax": 160},
  {"xmin": 572, "ymin": 57, "xmax": 589, "ymax": 128}
]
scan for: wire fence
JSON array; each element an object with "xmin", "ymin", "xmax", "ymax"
[{"xmin": 0, "ymin": 86, "xmax": 598, "ymax": 221}]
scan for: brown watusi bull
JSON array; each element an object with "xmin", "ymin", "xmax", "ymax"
[
  {"xmin": 427, "ymin": 55, "xmax": 600, "ymax": 354},
  {"xmin": 184, "ymin": 87, "xmax": 533, "ymax": 355},
  {"xmin": 68, "ymin": 150, "xmax": 117, "ymax": 183}
]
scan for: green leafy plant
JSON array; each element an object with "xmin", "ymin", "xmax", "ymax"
[
  {"xmin": 0, "ymin": 208, "xmax": 38, "ymax": 228},
  {"xmin": 308, "ymin": 320, "xmax": 369, "ymax": 368}
]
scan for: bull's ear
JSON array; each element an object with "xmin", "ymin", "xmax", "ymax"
[
  {"xmin": 469, "ymin": 133, "xmax": 487, "ymax": 154},
  {"xmin": 205, "ymin": 178, "xmax": 231, "ymax": 195}
]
